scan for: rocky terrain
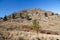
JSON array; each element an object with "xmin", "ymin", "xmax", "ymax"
[{"xmin": 0, "ymin": 8, "xmax": 60, "ymax": 40}]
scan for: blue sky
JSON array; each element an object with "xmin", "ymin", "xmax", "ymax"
[{"xmin": 0, "ymin": 0, "xmax": 60, "ymax": 17}]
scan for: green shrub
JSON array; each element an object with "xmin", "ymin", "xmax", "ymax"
[
  {"xmin": 32, "ymin": 19, "xmax": 40, "ymax": 31},
  {"xmin": 32, "ymin": 19, "xmax": 41, "ymax": 37}
]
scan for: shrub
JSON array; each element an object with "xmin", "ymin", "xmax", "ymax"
[
  {"xmin": 51, "ymin": 13, "xmax": 54, "ymax": 15},
  {"xmin": 20, "ymin": 13, "xmax": 24, "ymax": 19},
  {"xmin": 0, "ymin": 17, "xmax": 3, "ymax": 19},
  {"xmin": 45, "ymin": 12, "xmax": 48, "ymax": 17},
  {"xmin": 56, "ymin": 39, "xmax": 59, "ymax": 40},
  {"xmin": 12, "ymin": 14, "xmax": 15, "ymax": 19},
  {"xmin": 3, "ymin": 16, "xmax": 7, "ymax": 21},
  {"xmin": 36, "ymin": 12, "xmax": 38, "ymax": 14},
  {"xmin": 26, "ymin": 15, "xmax": 32, "ymax": 20},
  {"xmin": 37, "ymin": 37, "xmax": 40, "ymax": 40},
  {"xmin": 27, "ymin": 18, "xmax": 32, "ymax": 20},
  {"xmin": 32, "ymin": 19, "xmax": 41, "ymax": 37},
  {"xmin": 32, "ymin": 19, "xmax": 39, "ymax": 31},
  {"xmin": 55, "ymin": 13, "xmax": 58, "ymax": 15},
  {"xmin": 32, "ymin": 19, "xmax": 42, "ymax": 32},
  {"xmin": 19, "ymin": 37, "xmax": 25, "ymax": 40}
]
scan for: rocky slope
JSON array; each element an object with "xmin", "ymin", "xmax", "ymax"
[
  {"xmin": 0, "ymin": 8, "xmax": 60, "ymax": 40},
  {"xmin": 3, "ymin": 8, "xmax": 60, "ymax": 34}
]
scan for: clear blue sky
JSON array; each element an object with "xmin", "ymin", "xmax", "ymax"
[{"xmin": 0, "ymin": 0, "xmax": 60, "ymax": 17}]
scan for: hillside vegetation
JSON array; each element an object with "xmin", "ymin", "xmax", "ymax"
[{"xmin": 0, "ymin": 8, "xmax": 60, "ymax": 40}]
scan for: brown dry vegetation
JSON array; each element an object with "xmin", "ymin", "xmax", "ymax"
[{"xmin": 0, "ymin": 8, "xmax": 60, "ymax": 40}]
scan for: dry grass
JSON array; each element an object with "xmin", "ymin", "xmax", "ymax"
[{"xmin": 0, "ymin": 30, "xmax": 60, "ymax": 40}]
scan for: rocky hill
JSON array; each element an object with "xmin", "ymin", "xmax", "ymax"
[
  {"xmin": 0, "ymin": 8, "xmax": 60, "ymax": 40},
  {"xmin": 2, "ymin": 8, "xmax": 60, "ymax": 33}
]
